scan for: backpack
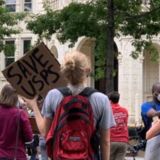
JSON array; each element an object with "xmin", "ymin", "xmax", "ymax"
[{"xmin": 46, "ymin": 87, "xmax": 97, "ymax": 160}]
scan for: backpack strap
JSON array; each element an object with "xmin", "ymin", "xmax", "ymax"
[
  {"xmin": 58, "ymin": 87, "xmax": 72, "ymax": 96},
  {"xmin": 58, "ymin": 87, "xmax": 97, "ymax": 97},
  {"xmin": 79, "ymin": 87, "xmax": 97, "ymax": 97}
]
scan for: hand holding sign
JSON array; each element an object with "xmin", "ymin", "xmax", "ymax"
[{"xmin": 22, "ymin": 96, "xmax": 38, "ymax": 110}]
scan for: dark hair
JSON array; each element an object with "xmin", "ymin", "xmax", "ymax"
[
  {"xmin": 152, "ymin": 82, "xmax": 160, "ymax": 94},
  {"xmin": 108, "ymin": 91, "xmax": 120, "ymax": 103}
]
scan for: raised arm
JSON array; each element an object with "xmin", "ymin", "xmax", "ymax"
[{"xmin": 23, "ymin": 97, "xmax": 52, "ymax": 137}]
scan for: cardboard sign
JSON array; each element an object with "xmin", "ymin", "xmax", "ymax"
[
  {"xmin": 2, "ymin": 42, "xmax": 66, "ymax": 99},
  {"xmin": 144, "ymin": 134, "xmax": 160, "ymax": 160}
]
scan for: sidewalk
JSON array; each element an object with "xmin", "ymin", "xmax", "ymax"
[{"xmin": 126, "ymin": 150, "xmax": 144, "ymax": 160}]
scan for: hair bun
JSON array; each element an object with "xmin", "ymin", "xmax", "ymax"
[
  {"xmin": 61, "ymin": 51, "xmax": 90, "ymax": 85},
  {"xmin": 65, "ymin": 60, "xmax": 75, "ymax": 71}
]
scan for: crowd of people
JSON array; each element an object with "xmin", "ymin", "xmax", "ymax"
[{"xmin": 0, "ymin": 50, "xmax": 160, "ymax": 160}]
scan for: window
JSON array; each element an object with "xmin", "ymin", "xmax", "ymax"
[
  {"xmin": 4, "ymin": 40, "xmax": 15, "ymax": 67},
  {"xmin": 5, "ymin": 0, "xmax": 16, "ymax": 12},
  {"xmin": 23, "ymin": 39, "xmax": 31, "ymax": 54},
  {"xmin": 24, "ymin": 0, "xmax": 32, "ymax": 12}
]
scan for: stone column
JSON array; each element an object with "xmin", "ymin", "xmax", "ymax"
[
  {"xmin": 115, "ymin": 37, "xmax": 145, "ymax": 125},
  {"xmin": 0, "ymin": 51, "xmax": 5, "ymax": 78},
  {"xmin": 15, "ymin": 36, "xmax": 21, "ymax": 61},
  {"xmin": 135, "ymin": 54, "xmax": 144, "ymax": 125},
  {"xmin": 16, "ymin": 0, "xmax": 20, "ymax": 12}
]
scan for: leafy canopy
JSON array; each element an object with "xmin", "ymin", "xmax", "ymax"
[{"xmin": 27, "ymin": 0, "xmax": 160, "ymax": 79}]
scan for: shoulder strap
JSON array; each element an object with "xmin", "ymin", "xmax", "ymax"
[
  {"xmin": 58, "ymin": 87, "xmax": 72, "ymax": 96},
  {"xmin": 79, "ymin": 87, "xmax": 97, "ymax": 97},
  {"xmin": 58, "ymin": 87, "xmax": 97, "ymax": 97}
]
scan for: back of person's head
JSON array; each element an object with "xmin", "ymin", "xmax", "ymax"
[
  {"xmin": 108, "ymin": 91, "xmax": 120, "ymax": 103},
  {"xmin": 152, "ymin": 82, "xmax": 160, "ymax": 94},
  {"xmin": 0, "ymin": 83, "xmax": 18, "ymax": 107},
  {"xmin": 61, "ymin": 51, "xmax": 91, "ymax": 85},
  {"xmin": 152, "ymin": 82, "xmax": 160, "ymax": 102}
]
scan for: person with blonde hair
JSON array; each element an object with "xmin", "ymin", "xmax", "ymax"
[
  {"xmin": 0, "ymin": 84, "xmax": 33, "ymax": 160},
  {"xmin": 23, "ymin": 50, "xmax": 115, "ymax": 160}
]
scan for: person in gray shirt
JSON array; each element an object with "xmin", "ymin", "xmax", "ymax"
[{"xmin": 24, "ymin": 50, "xmax": 115, "ymax": 160}]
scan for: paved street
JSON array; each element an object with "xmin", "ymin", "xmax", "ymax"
[{"xmin": 125, "ymin": 150, "xmax": 144, "ymax": 160}]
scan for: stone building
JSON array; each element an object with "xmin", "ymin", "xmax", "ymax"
[{"xmin": 0, "ymin": 0, "xmax": 159, "ymax": 125}]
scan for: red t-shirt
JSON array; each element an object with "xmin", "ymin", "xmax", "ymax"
[{"xmin": 110, "ymin": 103, "xmax": 129, "ymax": 143}]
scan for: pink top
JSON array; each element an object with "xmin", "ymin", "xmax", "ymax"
[
  {"xmin": 110, "ymin": 103, "xmax": 129, "ymax": 143},
  {"xmin": 0, "ymin": 104, "xmax": 33, "ymax": 160}
]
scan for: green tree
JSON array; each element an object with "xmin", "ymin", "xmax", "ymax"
[
  {"xmin": 26, "ymin": 0, "xmax": 160, "ymax": 93},
  {"xmin": 0, "ymin": 0, "xmax": 25, "ymax": 52}
]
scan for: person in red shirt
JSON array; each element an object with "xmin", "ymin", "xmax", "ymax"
[{"xmin": 108, "ymin": 91, "xmax": 129, "ymax": 160}]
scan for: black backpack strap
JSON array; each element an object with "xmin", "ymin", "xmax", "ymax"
[
  {"xmin": 79, "ymin": 87, "xmax": 97, "ymax": 97},
  {"xmin": 58, "ymin": 87, "xmax": 72, "ymax": 96},
  {"xmin": 58, "ymin": 87, "xmax": 97, "ymax": 97}
]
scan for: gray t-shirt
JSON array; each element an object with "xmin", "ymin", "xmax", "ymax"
[{"xmin": 41, "ymin": 88, "xmax": 115, "ymax": 130}]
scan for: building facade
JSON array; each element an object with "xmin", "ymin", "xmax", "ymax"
[{"xmin": 1, "ymin": 0, "xmax": 160, "ymax": 125}]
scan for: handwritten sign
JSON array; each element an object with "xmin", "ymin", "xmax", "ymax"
[{"xmin": 2, "ymin": 42, "xmax": 66, "ymax": 99}]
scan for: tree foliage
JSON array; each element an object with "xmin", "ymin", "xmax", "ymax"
[
  {"xmin": 27, "ymin": 0, "xmax": 107, "ymax": 77},
  {"xmin": 0, "ymin": 0, "xmax": 25, "ymax": 52},
  {"xmin": 26, "ymin": 0, "xmax": 160, "ymax": 91}
]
